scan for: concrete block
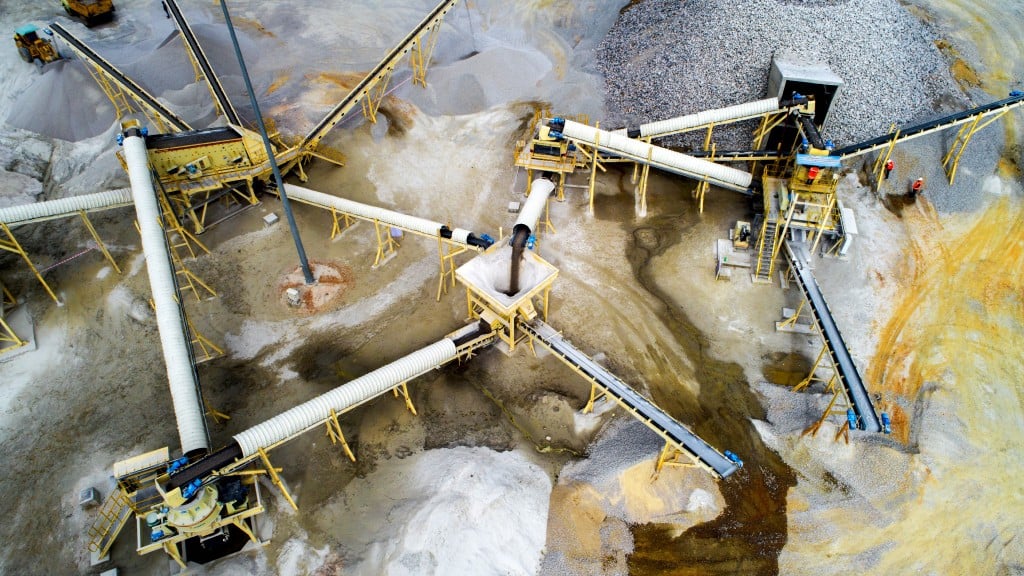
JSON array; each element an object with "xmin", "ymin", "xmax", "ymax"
[
  {"xmin": 79, "ymin": 487, "xmax": 100, "ymax": 509},
  {"xmin": 508, "ymin": 201, "xmax": 521, "ymax": 213},
  {"xmin": 263, "ymin": 213, "xmax": 279, "ymax": 226}
]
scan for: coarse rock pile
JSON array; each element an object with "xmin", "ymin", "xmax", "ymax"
[{"xmin": 598, "ymin": 0, "xmax": 967, "ymax": 150}]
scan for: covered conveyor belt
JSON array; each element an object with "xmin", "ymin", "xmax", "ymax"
[
  {"xmin": 300, "ymin": 0, "xmax": 459, "ymax": 149},
  {"xmin": 122, "ymin": 124, "xmax": 209, "ymax": 455},
  {"xmin": 164, "ymin": 0, "xmax": 241, "ymax": 126},
  {"xmin": 556, "ymin": 119, "xmax": 753, "ymax": 193},
  {"xmin": 283, "ymin": 184, "xmax": 492, "ymax": 248},
  {"xmin": 50, "ymin": 22, "xmax": 192, "ymax": 133},
  {"xmin": 785, "ymin": 242, "xmax": 880, "ymax": 432},
  {"xmin": 520, "ymin": 319, "xmax": 742, "ymax": 479},
  {"xmin": 834, "ymin": 92, "xmax": 1024, "ymax": 158},
  {"xmin": 167, "ymin": 321, "xmax": 495, "ymax": 489},
  {"xmin": 616, "ymin": 97, "xmax": 782, "ymax": 140},
  {"xmin": 0, "ymin": 188, "xmax": 132, "ymax": 226}
]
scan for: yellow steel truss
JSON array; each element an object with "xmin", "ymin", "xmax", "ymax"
[
  {"xmin": 0, "ymin": 221, "xmax": 60, "ymax": 304},
  {"xmin": 870, "ymin": 124, "xmax": 899, "ymax": 191},
  {"xmin": 942, "ymin": 109, "xmax": 1010, "ymax": 184}
]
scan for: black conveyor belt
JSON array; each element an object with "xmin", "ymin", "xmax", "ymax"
[
  {"xmin": 785, "ymin": 242, "xmax": 880, "ymax": 432},
  {"xmin": 164, "ymin": 0, "xmax": 241, "ymax": 126},
  {"xmin": 835, "ymin": 93, "xmax": 1024, "ymax": 158},
  {"xmin": 522, "ymin": 319, "xmax": 742, "ymax": 478},
  {"xmin": 50, "ymin": 22, "xmax": 192, "ymax": 133}
]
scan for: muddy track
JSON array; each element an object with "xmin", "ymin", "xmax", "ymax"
[{"xmin": 620, "ymin": 209, "xmax": 797, "ymax": 576}]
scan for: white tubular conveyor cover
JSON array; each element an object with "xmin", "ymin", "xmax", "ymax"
[
  {"xmin": 0, "ymin": 188, "xmax": 133, "ymax": 226},
  {"xmin": 234, "ymin": 338, "xmax": 458, "ymax": 456},
  {"xmin": 284, "ymin": 184, "xmax": 476, "ymax": 244},
  {"xmin": 627, "ymin": 98, "xmax": 779, "ymax": 139},
  {"xmin": 514, "ymin": 178, "xmax": 555, "ymax": 232},
  {"xmin": 560, "ymin": 120, "xmax": 752, "ymax": 191},
  {"xmin": 122, "ymin": 133, "xmax": 209, "ymax": 455}
]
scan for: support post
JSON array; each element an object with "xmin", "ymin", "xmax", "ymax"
[
  {"xmin": 361, "ymin": 68, "xmax": 394, "ymax": 124},
  {"xmin": 257, "ymin": 447, "xmax": 297, "ymax": 511},
  {"xmin": 330, "ymin": 207, "xmax": 355, "ymax": 239},
  {"xmin": 0, "ymin": 222, "xmax": 59, "ymax": 304},
  {"xmin": 392, "ymin": 382, "xmax": 417, "ymax": 415},
  {"xmin": 372, "ymin": 220, "xmax": 399, "ymax": 267},
  {"xmin": 588, "ymin": 124, "xmax": 601, "ymax": 215},
  {"xmin": 78, "ymin": 212, "xmax": 121, "ymax": 274},
  {"xmin": 325, "ymin": 409, "xmax": 356, "ymax": 462}
]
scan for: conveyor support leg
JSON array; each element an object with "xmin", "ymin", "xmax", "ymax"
[
  {"xmin": 0, "ymin": 222, "xmax": 60, "ymax": 304},
  {"xmin": 258, "ymin": 447, "xmax": 298, "ymax": 511},
  {"xmin": 325, "ymin": 408, "xmax": 357, "ymax": 462}
]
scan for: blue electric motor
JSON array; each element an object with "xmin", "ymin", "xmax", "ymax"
[
  {"xmin": 724, "ymin": 450, "xmax": 744, "ymax": 468},
  {"xmin": 880, "ymin": 412, "xmax": 892, "ymax": 435},
  {"xmin": 846, "ymin": 408, "xmax": 858, "ymax": 431}
]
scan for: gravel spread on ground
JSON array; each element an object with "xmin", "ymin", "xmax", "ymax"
[{"xmin": 598, "ymin": 0, "xmax": 968, "ymax": 150}]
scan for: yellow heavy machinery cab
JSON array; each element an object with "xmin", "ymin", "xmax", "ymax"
[
  {"xmin": 62, "ymin": 0, "xmax": 116, "ymax": 27},
  {"xmin": 13, "ymin": 24, "xmax": 61, "ymax": 67}
]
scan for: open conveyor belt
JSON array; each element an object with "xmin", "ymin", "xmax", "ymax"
[
  {"xmin": 687, "ymin": 149, "xmax": 781, "ymax": 161},
  {"xmin": 834, "ymin": 92, "xmax": 1024, "ymax": 158},
  {"xmin": 521, "ymin": 319, "xmax": 742, "ymax": 479},
  {"xmin": 785, "ymin": 242, "xmax": 881, "ymax": 432},
  {"xmin": 164, "ymin": 0, "xmax": 240, "ymax": 126},
  {"xmin": 300, "ymin": 0, "xmax": 459, "ymax": 149},
  {"xmin": 50, "ymin": 22, "xmax": 192, "ymax": 133}
]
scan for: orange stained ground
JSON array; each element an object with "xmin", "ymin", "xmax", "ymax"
[{"xmin": 867, "ymin": 194, "xmax": 1024, "ymax": 444}]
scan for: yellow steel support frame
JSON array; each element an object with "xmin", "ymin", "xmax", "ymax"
[
  {"xmin": 372, "ymin": 219, "xmax": 400, "ymax": 268},
  {"xmin": 437, "ymin": 235, "xmax": 469, "ymax": 301},
  {"xmin": 1, "ymin": 282, "xmax": 14, "ymax": 309},
  {"xmin": 392, "ymin": 382, "xmax": 418, "ymax": 415},
  {"xmin": 205, "ymin": 401, "xmax": 231, "ymax": 424},
  {"xmin": 0, "ymin": 222, "xmax": 60, "ymax": 304},
  {"xmin": 942, "ymin": 110, "xmax": 1010, "ymax": 184},
  {"xmin": 0, "ymin": 315, "xmax": 26, "ymax": 352},
  {"xmin": 583, "ymin": 381, "xmax": 608, "ymax": 413},
  {"xmin": 633, "ymin": 142, "xmax": 653, "ymax": 217},
  {"xmin": 808, "ymin": 192, "xmax": 837, "ymax": 256},
  {"xmin": 361, "ymin": 68, "xmax": 394, "ymax": 124},
  {"xmin": 870, "ymin": 124, "xmax": 899, "ymax": 191},
  {"xmin": 187, "ymin": 316, "xmax": 224, "ymax": 363},
  {"xmin": 330, "ymin": 207, "xmax": 356, "ymax": 239},
  {"xmin": 777, "ymin": 299, "xmax": 807, "ymax": 331},
  {"xmin": 694, "ymin": 143, "xmax": 716, "ymax": 214},
  {"xmin": 752, "ymin": 112, "xmax": 787, "ymax": 150},
  {"xmin": 82, "ymin": 62, "xmax": 136, "ymax": 125},
  {"xmin": 90, "ymin": 56, "xmax": 169, "ymax": 132},
  {"xmin": 750, "ymin": 111, "xmax": 788, "ymax": 177},
  {"xmin": 788, "ymin": 272, "xmax": 854, "ymax": 443},
  {"xmin": 325, "ymin": 408, "xmax": 357, "ymax": 462},
  {"xmin": 257, "ymin": 447, "xmax": 298, "ymax": 511},
  {"xmin": 653, "ymin": 441, "xmax": 703, "ymax": 480},
  {"xmin": 158, "ymin": 192, "xmax": 211, "ymax": 260},
  {"xmin": 586, "ymin": 121, "xmax": 605, "ymax": 215},
  {"xmin": 410, "ymin": 19, "xmax": 443, "ymax": 88},
  {"xmin": 78, "ymin": 211, "xmax": 122, "ymax": 274}
]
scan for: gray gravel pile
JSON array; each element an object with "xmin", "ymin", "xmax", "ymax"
[{"xmin": 598, "ymin": 0, "xmax": 968, "ymax": 151}]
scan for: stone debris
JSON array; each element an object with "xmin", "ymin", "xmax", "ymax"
[{"xmin": 598, "ymin": 0, "xmax": 968, "ymax": 150}]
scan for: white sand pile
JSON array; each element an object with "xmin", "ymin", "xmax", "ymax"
[
  {"xmin": 313, "ymin": 446, "xmax": 551, "ymax": 576},
  {"xmin": 541, "ymin": 419, "xmax": 725, "ymax": 575}
]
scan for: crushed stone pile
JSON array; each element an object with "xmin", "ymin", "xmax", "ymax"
[{"xmin": 598, "ymin": 0, "xmax": 968, "ymax": 150}]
